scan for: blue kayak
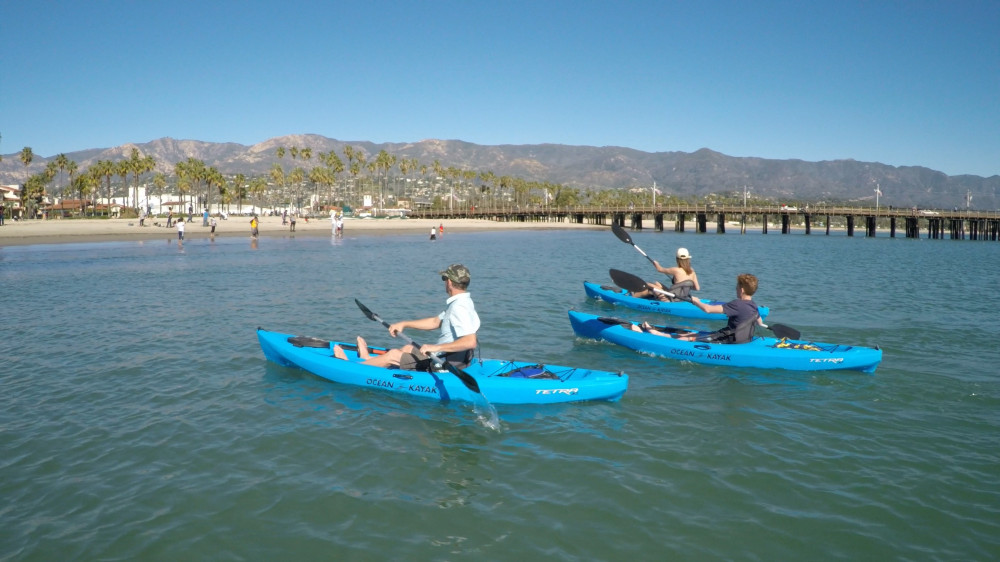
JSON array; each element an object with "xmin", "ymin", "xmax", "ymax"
[
  {"xmin": 568, "ymin": 311, "xmax": 881, "ymax": 373},
  {"xmin": 257, "ymin": 328, "xmax": 629, "ymax": 404},
  {"xmin": 584, "ymin": 281, "xmax": 770, "ymax": 320}
]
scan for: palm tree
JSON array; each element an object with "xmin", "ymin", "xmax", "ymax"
[
  {"xmin": 73, "ymin": 171, "xmax": 97, "ymax": 214},
  {"xmin": 91, "ymin": 160, "xmax": 114, "ymax": 216},
  {"xmin": 321, "ymin": 151, "xmax": 345, "ymax": 205},
  {"xmin": 19, "ymin": 147, "xmax": 34, "ymax": 170},
  {"xmin": 127, "ymin": 148, "xmax": 155, "ymax": 211},
  {"xmin": 289, "ymin": 167, "xmax": 305, "ymax": 212},
  {"xmin": 249, "ymin": 176, "xmax": 268, "ymax": 212},
  {"xmin": 232, "ymin": 173, "xmax": 247, "ymax": 214},
  {"xmin": 269, "ymin": 163, "xmax": 286, "ymax": 210},
  {"xmin": 66, "ymin": 160, "xmax": 79, "ymax": 211},
  {"xmin": 343, "ymin": 146, "xmax": 356, "ymax": 208},
  {"xmin": 17, "ymin": 147, "xmax": 34, "ymax": 217},
  {"xmin": 205, "ymin": 167, "xmax": 224, "ymax": 216},
  {"xmin": 54, "ymin": 154, "xmax": 69, "ymax": 198},
  {"xmin": 374, "ymin": 150, "xmax": 396, "ymax": 213},
  {"xmin": 115, "ymin": 160, "xmax": 130, "ymax": 214},
  {"xmin": 152, "ymin": 172, "xmax": 167, "ymax": 214}
]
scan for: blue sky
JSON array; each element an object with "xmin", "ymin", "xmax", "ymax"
[{"xmin": 2, "ymin": 0, "xmax": 998, "ymax": 176}]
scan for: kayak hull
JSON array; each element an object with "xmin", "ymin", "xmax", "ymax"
[
  {"xmin": 257, "ymin": 328, "xmax": 628, "ymax": 404},
  {"xmin": 584, "ymin": 281, "xmax": 770, "ymax": 320},
  {"xmin": 568, "ymin": 311, "xmax": 881, "ymax": 373}
]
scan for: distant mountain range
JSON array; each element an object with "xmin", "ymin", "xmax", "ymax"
[{"xmin": 2, "ymin": 135, "xmax": 997, "ymax": 209}]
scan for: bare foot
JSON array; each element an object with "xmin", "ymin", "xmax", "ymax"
[
  {"xmin": 356, "ymin": 336, "xmax": 371, "ymax": 360},
  {"xmin": 333, "ymin": 344, "xmax": 347, "ymax": 360}
]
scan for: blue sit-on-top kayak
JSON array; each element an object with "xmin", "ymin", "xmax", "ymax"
[
  {"xmin": 583, "ymin": 281, "xmax": 770, "ymax": 320},
  {"xmin": 257, "ymin": 328, "xmax": 629, "ymax": 404},
  {"xmin": 567, "ymin": 311, "xmax": 881, "ymax": 373}
]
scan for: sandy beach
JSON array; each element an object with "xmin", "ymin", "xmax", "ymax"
[{"xmin": 0, "ymin": 215, "xmax": 606, "ymax": 247}]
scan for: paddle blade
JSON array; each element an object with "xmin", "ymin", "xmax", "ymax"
[
  {"xmin": 611, "ymin": 222, "xmax": 633, "ymax": 244},
  {"xmin": 598, "ymin": 316, "xmax": 634, "ymax": 327},
  {"xmin": 442, "ymin": 362, "xmax": 481, "ymax": 394},
  {"xmin": 609, "ymin": 269, "xmax": 649, "ymax": 293},
  {"xmin": 768, "ymin": 323, "xmax": 801, "ymax": 340},
  {"xmin": 355, "ymin": 299, "xmax": 379, "ymax": 323}
]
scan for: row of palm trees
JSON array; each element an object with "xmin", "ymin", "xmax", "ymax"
[{"xmin": 8, "ymin": 144, "xmax": 699, "ymax": 219}]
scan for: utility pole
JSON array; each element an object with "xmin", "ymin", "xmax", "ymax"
[{"xmin": 741, "ymin": 185, "xmax": 750, "ymax": 235}]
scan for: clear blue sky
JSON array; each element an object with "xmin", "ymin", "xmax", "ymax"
[{"xmin": 2, "ymin": 0, "xmax": 998, "ymax": 176}]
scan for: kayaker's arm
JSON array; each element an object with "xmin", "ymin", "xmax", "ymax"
[
  {"xmin": 690, "ymin": 296, "xmax": 724, "ymax": 315},
  {"xmin": 388, "ymin": 316, "xmax": 442, "ymax": 336},
  {"xmin": 421, "ymin": 333, "xmax": 477, "ymax": 356}
]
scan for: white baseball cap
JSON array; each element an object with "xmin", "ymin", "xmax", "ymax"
[{"xmin": 676, "ymin": 248, "xmax": 691, "ymax": 259}]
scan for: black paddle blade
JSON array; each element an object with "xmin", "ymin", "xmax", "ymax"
[
  {"xmin": 609, "ymin": 269, "xmax": 649, "ymax": 293},
  {"xmin": 768, "ymin": 323, "xmax": 801, "ymax": 340},
  {"xmin": 442, "ymin": 362, "xmax": 481, "ymax": 394},
  {"xmin": 611, "ymin": 222, "xmax": 633, "ymax": 244},
  {"xmin": 355, "ymin": 299, "xmax": 379, "ymax": 323},
  {"xmin": 598, "ymin": 316, "xmax": 634, "ymax": 327}
]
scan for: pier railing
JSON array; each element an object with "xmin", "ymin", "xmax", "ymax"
[{"xmin": 408, "ymin": 205, "xmax": 1000, "ymax": 241}]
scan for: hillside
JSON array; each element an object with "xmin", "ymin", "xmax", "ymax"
[{"xmin": 2, "ymin": 135, "xmax": 997, "ymax": 209}]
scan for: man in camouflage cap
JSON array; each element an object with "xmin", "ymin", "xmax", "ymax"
[{"xmin": 335, "ymin": 263, "xmax": 480, "ymax": 370}]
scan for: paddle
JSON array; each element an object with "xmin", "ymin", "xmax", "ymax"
[
  {"xmin": 354, "ymin": 299, "xmax": 482, "ymax": 394},
  {"xmin": 611, "ymin": 223, "xmax": 656, "ymax": 266},
  {"xmin": 597, "ymin": 316, "xmax": 692, "ymax": 335},
  {"xmin": 760, "ymin": 322, "xmax": 800, "ymax": 340},
  {"xmin": 609, "ymin": 268, "xmax": 678, "ymax": 299}
]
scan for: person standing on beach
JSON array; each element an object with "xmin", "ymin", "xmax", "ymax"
[
  {"xmin": 210, "ymin": 216, "xmax": 217, "ymax": 235},
  {"xmin": 167, "ymin": 211, "xmax": 173, "ymax": 227},
  {"xmin": 1, "ymin": 204, "xmax": 5, "ymax": 226},
  {"xmin": 290, "ymin": 213, "xmax": 296, "ymax": 232},
  {"xmin": 202, "ymin": 209, "xmax": 209, "ymax": 227},
  {"xmin": 250, "ymin": 215, "xmax": 259, "ymax": 238},
  {"xmin": 187, "ymin": 205, "xmax": 193, "ymax": 223},
  {"xmin": 176, "ymin": 218, "xmax": 185, "ymax": 243}
]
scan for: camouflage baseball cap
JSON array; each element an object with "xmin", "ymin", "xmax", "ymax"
[{"xmin": 439, "ymin": 263, "xmax": 471, "ymax": 285}]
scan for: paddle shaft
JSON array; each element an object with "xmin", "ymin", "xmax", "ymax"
[{"xmin": 611, "ymin": 223, "xmax": 656, "ymax": 265}]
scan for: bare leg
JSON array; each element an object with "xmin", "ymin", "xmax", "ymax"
[
  {"xmin": 357, "ymin": 336, "xmax": 371, "ymax": 360},
  {"xmin": 361, "ymin": 344, "xmax": 419, "ymax": 368},
  {"xmin": 333, "ymin": 344, "xmax": 347, "ymax": 360},
  {"xmin": 362, "ymin": 348, "xmax": 402, "ymax": 368}
]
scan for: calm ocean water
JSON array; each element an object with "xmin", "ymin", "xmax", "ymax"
[{"xmin": 2, "ymin": 226, "xmax": 998, "ymax": 560}]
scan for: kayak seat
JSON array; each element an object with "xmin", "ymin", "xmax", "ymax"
[{"xmin": 665, "ymin": 280, "xmax": 695, "ymax": 301}]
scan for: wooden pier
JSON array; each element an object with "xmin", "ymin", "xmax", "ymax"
[{"xmin": 409, "ymin": 205, "xmax": 1000, "ymax": 241}]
